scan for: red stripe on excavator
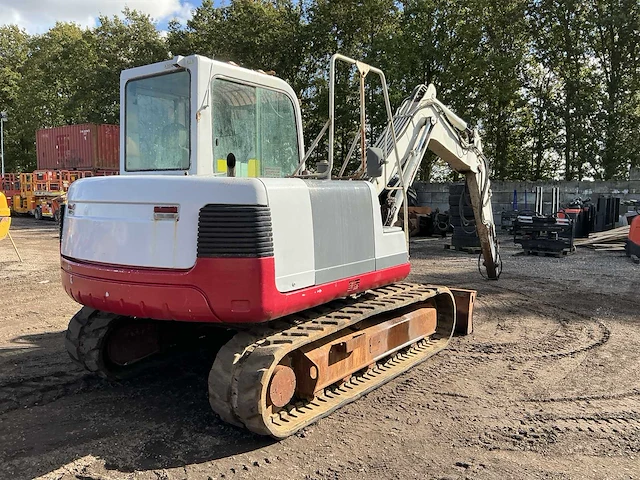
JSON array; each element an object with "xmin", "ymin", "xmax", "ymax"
[{"xmin": 60, "ymin": 257, "xmax": 411, "ymax": 324}]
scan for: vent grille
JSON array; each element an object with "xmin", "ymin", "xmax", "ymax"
[{"xmin": 197, "ymin": 204, "xmax": 273, "ymax": 257}]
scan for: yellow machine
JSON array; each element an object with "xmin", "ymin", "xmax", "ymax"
[
  {"xmin": 0, "ymin": 192, "xmax": 10, "ymax": 239},
  {"xmin": 0, "ymin": 192, "xmax": 22, "ymax": 261},
  {"xmin": 11, "ymin": 171, "xmax": 66, "ymax": 219},
  {"xmin": 4, "ymin": 170, "xmax": 113, "ymax": 220}
]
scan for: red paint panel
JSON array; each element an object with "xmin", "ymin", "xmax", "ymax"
[
  {"xmin": 630, "ymin": 215, "xmax": 640, "ymax": 244},
  {"xmin": 36, "ymin": 124, "xmax": 119, "ymax": 171},
  {"xmin": 557, "ymin": 208, "xmax": 582, "ymax": 218},
  {"xmin": 61, "ymin": 257, "xmax": 411, "ymax": 324}
]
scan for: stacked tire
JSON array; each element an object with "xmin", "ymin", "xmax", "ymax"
[{"xmin": 449, "ymin": 183, "xmax": 480, "ymax": 249}]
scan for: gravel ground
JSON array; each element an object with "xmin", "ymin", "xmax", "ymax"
[{"xmin": 0, "ymin": 217, "xmax": 638, "ymax": 480}]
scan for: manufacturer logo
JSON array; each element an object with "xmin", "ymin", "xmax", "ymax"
[{"xmin": 347, "ymin": 279, "xmax": 361, "ymax": 292}]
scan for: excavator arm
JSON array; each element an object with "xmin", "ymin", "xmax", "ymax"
[{"xmin": 370, "ymin": 83, "xmax": 501, "ymax": 279}]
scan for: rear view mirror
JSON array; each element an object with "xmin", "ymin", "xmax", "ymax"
[{"xmin": 366, "ymin": 147, "xmax": 385, "ymax": 178}]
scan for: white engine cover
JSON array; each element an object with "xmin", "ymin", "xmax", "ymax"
[
  {"xmin": 62, "ymin": 176, "xmax": 408, "ymax": 293},
  {"xmin": 62, "ymin": 176, "xmax": 268, "ymax": 270}
]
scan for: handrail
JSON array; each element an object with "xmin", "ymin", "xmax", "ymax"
[{"xmin": 327, "ymin": 54, "xmax": 410, "ymax": 245}]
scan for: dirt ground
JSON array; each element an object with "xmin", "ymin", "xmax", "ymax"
[{"xmin": 0, "ymin": 217, "xmax": 638, "ymax": 480}]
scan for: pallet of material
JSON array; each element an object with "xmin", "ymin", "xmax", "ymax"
[
  {"xmin": 574, "ymin": 226, "xmax": 630, "ymax": 249},
  {"xmin": 587, "ymin": 244, "xmax": 626, "ymax": 251}
]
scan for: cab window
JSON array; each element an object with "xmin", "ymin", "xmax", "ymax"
[
  {"xmin": 211, "ymin": 79, "xmax": 299, "ymax": 177},
  {"xmin": 125, "ymin": 70, "xmax": 190, "ymax": 171}
]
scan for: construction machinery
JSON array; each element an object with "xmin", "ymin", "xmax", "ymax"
[
  {"xmin": 9, "ymin": 171, "xmax": 64, "ymax": 219},
  {"xmin": 60, "ymin": 54, "xmax": 500, "ymax": 438},
  {"xmin": 0, "ymin": 192, "xmax": 21, "ymax": 260},
  {"xmin": 4, "ymin": 169, "xmax": 117, "ymax": 221},
  {"xmin": 627, "ymin": 214, "xmax": 640, "ymax": 259},
  {"xmin": 0, "ymin": 173, "xmax": 19, "ymax": 209},
  {"xmin": 0, "ymin": 192, "xmax": 10, "ymax": 239}
]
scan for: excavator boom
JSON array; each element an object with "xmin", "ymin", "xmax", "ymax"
[{"xmin": 371, "ymin": 83, "xmax": 500, "ymax": 278}]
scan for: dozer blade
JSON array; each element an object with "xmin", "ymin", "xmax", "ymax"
[{"xmin": 208, "ymin": 282, "xmax": 476, "ymax": 438}]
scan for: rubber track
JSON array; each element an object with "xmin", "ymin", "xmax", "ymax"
[
  {"xmin": 208, "ymin": 283, "xmax": 457, "ymax": 438},
  {"xmin": 65, "ymin": 307, "xmax": 118, "ymax": 380}
]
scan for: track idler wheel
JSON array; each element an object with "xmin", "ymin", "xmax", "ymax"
[{"xmin": 267, "ymin": 365, "xmax": 297, "ymax": 408}]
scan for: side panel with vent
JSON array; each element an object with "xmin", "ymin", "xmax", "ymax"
[{"xmin": 197, "ymin": 179, "xmax": 316, "ymax": 293}]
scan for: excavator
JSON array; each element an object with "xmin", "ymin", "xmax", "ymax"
[{"xmin": 60, "ymin": 54, "xmax": 501, "ymax": 438}]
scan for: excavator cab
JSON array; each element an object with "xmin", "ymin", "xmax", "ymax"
[{"xmin": 120, "ymin": 55, "xmax": 304, "ymax": 177}]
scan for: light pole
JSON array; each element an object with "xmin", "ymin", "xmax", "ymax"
[{"xmin": 0, "ymin": 111, "xmax": 7, "ymax": 178}]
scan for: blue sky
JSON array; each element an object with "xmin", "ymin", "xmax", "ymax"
[{"xmin": 0, "ymin": 0, "xmax": 205, "ymax": 34}]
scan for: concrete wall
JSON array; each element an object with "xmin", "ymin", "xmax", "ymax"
[{"xmin": 414, "ymin": 179, "xmax": 640, "ymax": 215}]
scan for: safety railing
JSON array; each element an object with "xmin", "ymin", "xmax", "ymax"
[{"xmin": 293, "ymin": 53, "xmax": 410, "ymax": 243}]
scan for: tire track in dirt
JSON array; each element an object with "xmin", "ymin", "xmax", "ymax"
[
  {"xmin": 479, "ymin": 410, "xmax": 640, "ymax": 454},
  {"xmin": 0, "ymin": 370, "xmax": 100, "ymax": 414},
  {"xmin": 524, "ymin": 389, "xmax": 640, "ymax": 403},
  {"xmin": 405, "ymin": 292, "xmax": 613, "ymax": 403},
  {"xmin": 449, "ymin": 288, "xmax": 640, "ymax": 457},
  {"xmin": 458, "ymin": 320, "xmax": 610, "ymax": 362}
]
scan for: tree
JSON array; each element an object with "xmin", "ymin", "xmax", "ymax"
[
  {"xmin": 1, "ymin": 1, "xmax": 637, "ymax": 181},
  {"xmin": 0, "ymin": 25, "xmax": 29, "ymax": 171},
  {"xmin": 520, "ymin": 58, "xmax": 564, "ymax": 179},
  {"xmin": 468, "ymin": 0, "xmax": 530, "ymax": 180},
  {"xmin": 531, "ymin": 0, "xmax": 598, "ymax": 180},
  {"xmin": 168, "ymin": 0, "xmax": 305, "ymax": 92},
  {"xmin": 167, "ymin": 0, "xmax": 226, "ymax": 60},
  {"xmin": 92, "ymin": 8, "xmax": 170, "ymax": 124},
  {"xmin": 10, "ymin": 23, "xmax": 96, "ymax": 171},
  {"xmin": 590, "ymin": 0, "xmax": 640, "ymax": 178},
  {"xmin": 0, "ymin": 9, "xmax": 169, "ymax": 171},
  {"xmin": 304, "ymin": 0, "xmax": 400, "ymax": 171}
]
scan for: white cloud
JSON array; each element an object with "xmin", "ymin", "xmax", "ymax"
[
  {"xmin": 173, "ymin": 2, "xmax": 196, "ymax": 25},
  {"xmin": 0, "ymin": 0, "xmax": 195, "ymax": 33}
]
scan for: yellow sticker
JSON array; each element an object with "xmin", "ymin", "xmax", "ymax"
[{"xmin": 248, "ymin": 159, "xmax": 260, "ymax": 177}]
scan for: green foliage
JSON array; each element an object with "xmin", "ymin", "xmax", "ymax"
[
  {"xmin": 590, "ymin": 0, "xmax": 640, "ymax": 179},
  {"xmin": 91, "ymin": 9, "xmax": 170, "ymax": 124},
  {"xmin": 0, "ymin": 1, "xmax": 638, "ymax": 179},
  {"xmin": 0, "ymin": 25, "xmax": 29, "ymax": 171},
  {"xmin": 167, "ymin": 0, "xmax": 305, "ymax": 92}
]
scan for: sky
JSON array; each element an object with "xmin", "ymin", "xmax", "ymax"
[{"xmin": 0, "ymin": 0, "xmax": 203, "ymax": 33}]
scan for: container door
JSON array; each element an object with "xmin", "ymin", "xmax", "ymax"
[{"xmin": 56, "ymin": 135, "xmax": 70, "ymax": 169}]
